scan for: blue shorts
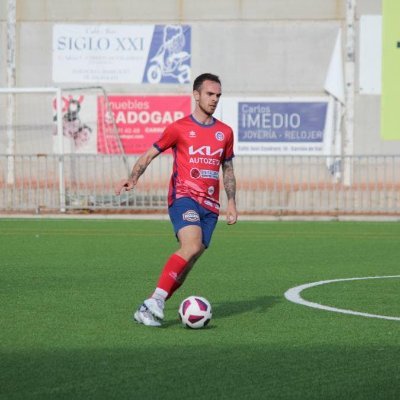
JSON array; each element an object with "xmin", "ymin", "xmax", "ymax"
[{"xmin": 168, "ymin": 197, "xmax": 218, "ymax": 248}]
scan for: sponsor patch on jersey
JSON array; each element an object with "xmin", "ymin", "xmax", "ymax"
[
  {"xmin": 201, "ymin": 170, "xmax": 219, "ymax": 180},
  {"xmin": 215, "ymin": 131, "xmax": 224, "ymax": 141},
  {"xmin": 204, "ymin": 199, "xmax": 219, "ymax": 209},
  {"xmin": 190, "ymin": 168, "xmax": 219, "ymax": 180},
  {"xmin": 182, "ymin": 210, "xmax": 200, "ymax": 222},
  {"xmin": 190, "ymin": 168, "xmax": 201, "ymax": 179}
]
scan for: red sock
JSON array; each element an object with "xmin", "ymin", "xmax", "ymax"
[
  {"xmin": 156, "ymin": 254, "xmax": 188, "ymax": 298},
  {"xmin": 167, "ymin": 280, "xmax": 183, "ymax": 300}
]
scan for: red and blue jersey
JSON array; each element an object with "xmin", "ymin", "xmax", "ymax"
[{"xmin": 153, "ymin": 115, "xmax": 234, "ymax": 214}]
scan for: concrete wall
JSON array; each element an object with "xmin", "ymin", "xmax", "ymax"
[
  {"xmin": 1, "ymin": 0, "xmax": 398, "ymax": 155},
  {"xmin": 1, "ymin": 0, "xmax": 346, "ymax": 22}
]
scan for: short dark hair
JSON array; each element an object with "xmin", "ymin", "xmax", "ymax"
[{"xmin": 193, "ymin": 73, "xmax": 221, "ymax": 92}]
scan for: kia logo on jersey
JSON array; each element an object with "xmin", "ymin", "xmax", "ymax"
[{"xmin": 188, "ymin": 145, "xmax": 224, "ymax": 157}]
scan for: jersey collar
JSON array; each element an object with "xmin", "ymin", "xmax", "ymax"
[{"xmin": 190, "ymin": 114, "xmax": 216, "ymax": 127}]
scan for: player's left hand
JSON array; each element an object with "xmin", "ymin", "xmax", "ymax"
[{"xmin": 226, "ymin": 201, "xmax": 238, "ymax": 225}]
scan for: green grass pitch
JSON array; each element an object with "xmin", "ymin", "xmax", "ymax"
[{"xmin": 1, "ymin": 218, "xmax": 399, "ymax": 399}]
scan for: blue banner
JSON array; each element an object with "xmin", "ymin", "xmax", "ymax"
[{"xmin": 238, "ymin": 102, "xmax": 327, "ymax": 143}]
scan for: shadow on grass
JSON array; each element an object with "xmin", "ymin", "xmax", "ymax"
[
  {"xmin": 164, "ymin": 295, "xmax": 280, "ymax": 328},
  {"xmin": 1, "ymin": 344, "xmax": 399, "ymax": 400},
  {"xmin": 214, "ymin": 295, "xmax": 281, "ymax": 318}
]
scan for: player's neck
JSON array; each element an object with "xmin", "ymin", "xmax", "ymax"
[{"xmin": 192, "ymin": 109, "xmax": 214, "ymax": 125}]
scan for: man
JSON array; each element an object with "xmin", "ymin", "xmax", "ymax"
[{"xmin": 115, "ymin": 73, "xmax": 238, "ymax": 327}]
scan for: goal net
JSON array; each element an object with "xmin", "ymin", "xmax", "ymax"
[{"xmin": 0, "ymin": 86, "xmax": 133, "ymax": 211}]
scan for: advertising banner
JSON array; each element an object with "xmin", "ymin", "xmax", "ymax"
[
  {"xmin": 359, "ymin": 16, "xmax": 382, "ymax": 95},
  {"xmin": 220, "ymin": 98, "xmax": 332, "ymax": 155},
  {"xmin": 52, "ymin": 94, "xmax": 98, "ymax": 154},
  {"xmin": 97, "ymin": 95, "xmax": 191, "ymax": 154},
  {"xmin": 381, "ymin": 0, "xmax": 400, "ymax": 140},
  {"xmin": 53, "ymin": 24, "xmax": 191, "ymax": 84}
]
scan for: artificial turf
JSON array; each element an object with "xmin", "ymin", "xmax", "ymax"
[{"xmin": 0, "ymin": 219, "xmax": 399, "ymax": 399}]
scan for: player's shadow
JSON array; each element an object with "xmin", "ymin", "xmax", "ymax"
[
  {"xmin": 164, "ymin": 295, "xmax": 280, "ymax": 328},
  {"xmin": 213, "ymin": 295, "xmax": 281, "ymax": 319}
]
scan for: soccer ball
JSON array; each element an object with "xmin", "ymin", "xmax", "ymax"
[{"xmin": 178, "ymin": 296, "xmax": 212, "ymax": 329}]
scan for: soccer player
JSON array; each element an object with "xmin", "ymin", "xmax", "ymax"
[{"xmin": 115, "ymin": 73, "xmax": 238, "ymax": 326}]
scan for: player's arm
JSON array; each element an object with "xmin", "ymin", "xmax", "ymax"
[
  {"xmin": 222, "ymin": 159, "xmax": 238, "ymax": 225},
  {"xmin": 115, "ymin": 146, "xmax": 160, "ymax": 195}
]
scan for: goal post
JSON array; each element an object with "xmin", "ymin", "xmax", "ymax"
[
  {"xmin": 0, "ymin": 85, "xmax": 128, "ymax": 212},
  {"xmin": 0, "ymin": 87, "xmax": 66, "ymax": 211}
]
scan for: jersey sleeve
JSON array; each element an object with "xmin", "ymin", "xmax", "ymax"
[
  {"xmin": 223, "ymin": 128, "xmax": 235, "ymax": 162},
  {"xmin": 153, "ymin": 123, "xmax": 179, "ymax": 153}
]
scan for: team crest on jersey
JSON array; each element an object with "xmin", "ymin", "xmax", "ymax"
[
  {"xmin": 182, "ymin": 210, "xmax": 200, "ymax": 222},
  {"xmin": 215, "ymin": 131, "xmax": 224, "ymax": 141},
  {"xmin": 189, "ymin": 130, "xmax": 197, "ymax": 138},
  {"xmin": 208, "ymin": 186, "xmax": 215, "ymax": 195}
]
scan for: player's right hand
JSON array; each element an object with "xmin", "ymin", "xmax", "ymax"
[{"xmin": 115, "ymin": 179, "xmax": 135, "ymax": 195}]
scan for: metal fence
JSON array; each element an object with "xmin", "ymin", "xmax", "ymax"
[{"xmin": 1, "ymin": 154, "xmax": 400, "ymax": 215}]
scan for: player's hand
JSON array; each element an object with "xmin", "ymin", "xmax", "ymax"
[
  {"xmin": 226, "ymin": 201, "xmax": 238, "ymax": 225},
  {"xmin": 115, "ymin": 179, "xmax": 135, "ymax": 195},
  {"xmin": 226, "ymin": 212, "xmax": 238, "ymax": 225}
]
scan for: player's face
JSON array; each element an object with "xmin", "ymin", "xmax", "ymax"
[{"xmin": 194, "ymin": 80, "xmax": 222, "ymax": 116}]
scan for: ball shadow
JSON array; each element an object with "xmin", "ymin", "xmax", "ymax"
[{"xmin": 164, "ymin": 295, "xmax": 281, "ymax": 328}]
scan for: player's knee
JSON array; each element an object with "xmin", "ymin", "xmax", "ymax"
[{"xmin": 182, "ymin": 242, "xmax": 203, "ymax": 259}]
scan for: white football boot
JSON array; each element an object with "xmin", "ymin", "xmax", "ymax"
[
  {"xmin": 144, "ymin": 297, "xmax": 165, "ymax": 320},
  {"xmin": 134, "ymin": 304, "xmax": 161, "ymax": 327}
]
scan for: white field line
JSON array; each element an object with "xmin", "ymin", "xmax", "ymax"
[{"xmin": 284, "ymin": 276, "xmax": 400, "ymax": 321}]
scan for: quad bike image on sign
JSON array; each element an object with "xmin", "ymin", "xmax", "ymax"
[{"xmin": 146, "ymin": 25, "xmax": 191, "ymax": 84}]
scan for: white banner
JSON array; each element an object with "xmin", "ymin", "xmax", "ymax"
[
  {"xmin": 52, "ymin": 24, "xmax": 191, "ymax": 84},
  {"xmin": 359, "ymin": 16, "xmax": 382, "ymax": 95},
  {"xmin": 324, "ymin": 29, "xmax": 345, "ymax": 103}
]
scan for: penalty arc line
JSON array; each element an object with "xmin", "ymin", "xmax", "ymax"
[{"xmin": 284, "ymin": 275, "xmax": 400, "ymax": 321}]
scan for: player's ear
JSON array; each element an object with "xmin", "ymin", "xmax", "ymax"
[{"xmin": 193, "ymin": 90, "xmax": 200, "ymax": 102}]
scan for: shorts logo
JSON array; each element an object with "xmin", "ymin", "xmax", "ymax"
[
  {"xmin": 183, "ymin": 210, "xmax": 200, "ymax": 222},
  {"xmin": 215, "ymin": 131, "xmax": 224, "ymax": 141}
]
